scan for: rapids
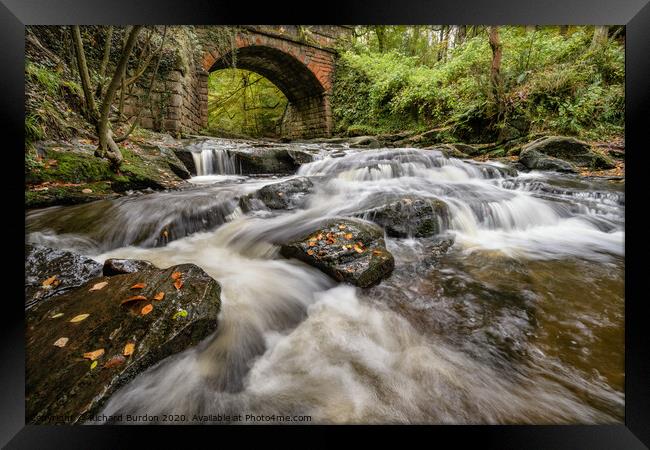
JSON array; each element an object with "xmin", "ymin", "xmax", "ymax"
[{"xmin": 26, "ymin": 140, "xmax": 625, "ymax": 424}]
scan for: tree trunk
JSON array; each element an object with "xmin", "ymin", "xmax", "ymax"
[
  {"xmin": 96, "ymin": 25, "xmax": 143, "ymax": 169},
  {"xmin": 559, "ymin": 25, "xmax": 569, "ymax": 37},
  {"xmin": 456, "ymin": 25, "xmax": 467, "ymax": 46},
  {"xmin": 375, "ymin": 26, "xmax": 386, "ymax": 53},
  {"xmin": 591, "ymin": 25, "xmax": 609, "ymax": 49},
  {"xmin": 95, "ymin": 26, "xmax": 113, "ymax": 97},
  {"xmin": 488, "ymin": 26, "xmax": 504, "ymax": 117},
  {"xmin": 70, "ymin": 26, "xmax": 98, "ymax": 121}
]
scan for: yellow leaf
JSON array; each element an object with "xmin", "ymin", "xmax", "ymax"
[
  {"xmin": 83, "ymin": 348, "xmax": 105, "ymax": 361},
  {"xmin": 123, "ymin": 342, "xmax": 135, "ymax": 356},
  {"xmin": 89, "ymin": 281, "xmax": 108, "ymax": 291},
  {"xmin": 141, "ymin": 304, "xmax": 153, "ymax": 315},
  {"xmin": 53, "ymin": 337, "xmax": 68, "ymax": 348},
  {"xmin": 90, "ymin": 361, "xmax": 98, "ymax": 370},
  {"xmin": 70, "ymin": 314, "xmax": 90, "ymax": 323},
  {"xmin": 50, "ymin": 313, "xmax": 64, "ymax": 319},
  {"xmin": 344, "ymin": 233, "xmax": 353, "ymax": 240}
]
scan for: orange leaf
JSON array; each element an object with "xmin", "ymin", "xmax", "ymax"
[
  {"xmin": 307, "ymin": 249, "xmax": 315, "ymax": 256},
  {"xmin": 308, "ymin": 241, "xmax": 317, "ymax": 247},
  {"xmin": 338, "ymin": 224, "xmax": 347, "ymax": 230},
  {"xmin": 104, "ymin": 355, "xmax": 126, "ymax": 368},
  {"xmin": 123, "ymin": 342, "xmax": 135, "ymax": 356},
  {"xmin": 344, "ymin": 233, "xmax": 353, "ymax": 240},
  {"xmin": 130, "ymin": 282, "xmax": 146, "ymax": 289},
  {"xmin": 171, "ymin": 271, "xmax": 182, "ymax": 280},
  {"xmin": 141, "ymin": 304, "xmax": 153, "ymax": 315},
  {"xmin": 174, "ymin": 278, "xmax": 184, "ymax": 290},
  {"xmin": 353, "ymin": 243, "xmax": 365, "ymax": 254},
  {"xmin": 120, "ymin": 295, "xmax": 147, "ymax": 305},
  {"xmin": 89, "ymin": 281, "xmax": 108, "ymax": 291},
  {"xmin": 153, "ymin": 292, "xmax": 165, "ymax": 301},
  {"xmin": 83, "ymin": 349, "xmax": 105, "ymax": 361},
  {"xmin": 42, "ymin": 275, "xmax": 61, "ymax": 288}
]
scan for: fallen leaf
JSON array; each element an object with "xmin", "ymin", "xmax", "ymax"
[
  {"xmin": 90, "ymin": 361, "xmax": 98, "ymax": 370},
  {"xmin": 120, "ymin": 295, "xmax": 147, "ymax": 305},
  {"xmin": 171, "ymin": 271, "xmax": 182, "ymax": 280},
  {"xmin": 130, "ymin": 282, "xmax": 146, "ymax": 289},
  {"xmin": 70, "ymin": 314, "xmax": 90, "ymax": 323},
  {"xmin": 344, "ymin": 233, "xmax": 353, "ymax": 240},
  {"xmin": 338, "ymin": 224, "xmax": 347, "ymax": 230},
  {"xmin": 153, "ymin": 292, "xmax": 165, "ymax": 301},
  {"xmin": 353, "ymin": 243, "xmax": 365, "ymax": 254},
  {"xmin": 89, "ymin": 281, "xmax": 108, "ymax": 291},
  {"xmin": 141, "ymin": 304, "xmax": 153, "ymax": 315},
  {"xmin": 308, "ymin": 241, "xmax": 317, "ymax": 247},
  {"xmin": 307, "ymin": 249, "xmax": 315, "ymax": 256},
  {"xmin": 53, "ymin": 337, "xmax": 68, "ymax": 348},
  {"xmin": 42, "ymin": 275, "xmax": 60, "ymax": 288},
  {"xmin": 372, "ymin": 250, "xmax": 383, "ymax": 255},
  {"xmin": 123, "ymin": 342, "xmax": 135, "ymax": 356},
  {"xmin": 174, "ymin": 278, "xmax": 183, "ymax": 290},
  {"xmin": 81, "ymin": 188, "xmax": 93, "ymax": 194},
  {"xmin": 50, "ymin": 313, "xmax": 64, "ymax": 319},
  {"xmin": 104, "ymin": 355, "xmax": 126, "ymax": 368},
  {"xmin": 315, "ymin": 233, "xmax": 323, "ymax": 240},
  {"xmin": 83, "ymin": 348, "xmax": 105, "ymax": 361},
  {"xmin": 162, "ymin": 230, "xmax": 169, "ymax": 238},
  {"xmin": 172, "ymin": 309, "xmax": 188, "ymax": 320}
]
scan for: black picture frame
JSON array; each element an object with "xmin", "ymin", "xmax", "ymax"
[{"xmin": 3, "ymin": 0, "xmax": 648, "ymax": 447}]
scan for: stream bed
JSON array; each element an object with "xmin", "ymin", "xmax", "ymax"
[{"xmin": 26, "ymin": 140, "xmax": 624, "ymax": 424}]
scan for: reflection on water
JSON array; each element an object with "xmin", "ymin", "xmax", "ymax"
[{"xmin": 25, "ymin": 142, "xmax": 624, "ymax": 424}]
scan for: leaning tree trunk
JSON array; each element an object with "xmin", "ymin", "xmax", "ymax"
[
  {"xmin": 96, "ymin": 26, "xmax": 143, "ymax": 169},
  {"xmin": 70, "ymin": 26, "xmax": 98, "ymax": 122}
]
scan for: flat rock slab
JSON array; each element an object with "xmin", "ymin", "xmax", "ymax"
[
  {"xmin": 363, "ymin": 196, "xmax": 449, "ymax": 238},
  {"xmin": 26, "ymin": 263, "xmax": 221, "ymax": 424},
  {"xmin": 520, "ymin": 136, "xmax": 615, "ymax": 170},
  {"xmin": 256, "ymin": 177, "xmax": 314, "ymax": 210},
  {"xmin": 25, "ymin": 244, "xmax": 103, "ymax": 310},
  {"xmin": 280, "ymin": 218, "xmax": 395, "ymax": 288},
  {"xmin": 102, "ymin": 258, "xmax": 157, "ymax": 276}
]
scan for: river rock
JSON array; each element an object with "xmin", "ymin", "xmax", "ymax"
[
  {"xmin": 519, "ymin": 148, "xmax": 577, "ymax": 173},
  {"xmin": 103, "ymin": 258, "xmax": 157, "ymax": 276},
  {"xmin": 230, "ymin": 148, "xmax": 315, "ymax": 174},
  {"xmin": 172, "ymin": 148, "xmax": 197, "ymax": 175},
  {"xmin": 25, "ymin": 244, "xmax": 103, "ymax": 310},
  {"xmin": 26, "ymin": 262, "xmax": 221, "ymax": 424},
  {"xmin": 362, "ymin": 196, "xmax": 449, "ymax": 238},
  {"xmin": 520, "ymin": 136, "xmax": 615, "ymax": 169},
  {"xmin": 256, "ymin": 177, "xmax": 314, "ymax": 210},
  {"xmin": 280, "ymin": 218, "xmax": 395, "ymax": 288},
  {"xmin": 349, "ymin": 136, "xmax": 381, "ymax": 149}
]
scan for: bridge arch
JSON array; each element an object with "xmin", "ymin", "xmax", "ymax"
[{"xmin": 200, "ymin": 30, "xmax": 338, "ymax": 138}]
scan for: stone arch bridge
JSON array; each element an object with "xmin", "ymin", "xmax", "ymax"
[{"xmin": 130, "ymin": 26, "xmax": 353, "ymax": 139}]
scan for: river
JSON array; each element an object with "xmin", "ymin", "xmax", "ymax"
[{"xmin": 26, "ymin": 139, "xmax": 625, "ymax": 424}]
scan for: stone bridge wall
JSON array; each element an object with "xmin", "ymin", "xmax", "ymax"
[{"xmin": 124, "ymin": 26, "xmax": 352, "ymax": 139}]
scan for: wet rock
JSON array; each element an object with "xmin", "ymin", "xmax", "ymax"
[
  {"xmin": 280, "ymin": 218, "xmax": 395, "ymax": 288},
  {"xmin": 519, "ymin": 148, "xmax": 577, "ymax": 173},
  {"xmin": 172, "ymin": 148, "xmax": 197, "ymax": 175},
  {"xmin": 349, "ymin": 136, "xmax": 381, "ymax": 149},
  {"xmin": 362, "ymin": 197, "xmax": 449, "ymax": 238},
  {"xmin": 25, "ymin": 244, "xmax": 103, "ymax": 310},
  {"xmin": 26, "ymin": 263, "xmax": 221, "ymax": 424},
  {"xmin": 256, "ymin": 177, "xmax": 314, "ymax": 210},
  {"xmin": 521, "ymin": 136, "xmax": 615, "ymax": 169},
  {"xmin": 230, "ymin": 148, "xmax": 315, "ymax": 174},
  {"xmin": 103, "ymin": 258, "xmax": 157, "ymax": 276}
]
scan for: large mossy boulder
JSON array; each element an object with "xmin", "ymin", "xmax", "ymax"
[
  {"xmin": 280, "ymin": 218, "xmax": 395, "ymax": 288},
  {"xmin": 255, "ymin": 177, "xmax": 314, "ymax": 210},
  {"xmin": 362, "ymin": 196, "xmax": 449, "ymax": 238},
  {"xmin": 519, "ymin": 148, "xmax": 577, "ymax": 173},
  {"xmin": 520, "ymin": 136, "xmax": 615, "ymax": 170},
  {"xmin": 25, "ymin": 244, "xmax": 103, "ymax": 310},
  {"xmin": 26, "ymin": 262, "xmax": 221, "ymax": 424}
]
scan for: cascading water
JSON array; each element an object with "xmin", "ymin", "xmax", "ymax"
[
  {"xmin": 25, "ymin": 142, "xmax": 624, "ymax": 424},
  {"xmin": 189, "ymin": 140, "xmax": 239, "ymax": 176}
]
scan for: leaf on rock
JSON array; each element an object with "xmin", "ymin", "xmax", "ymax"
[
  {"xmin": 174, "ymin": 278, "xmax": 183, "ymax": 290},
  {"xmin": 153, "ymin": 292, "xmax": 165, "ymax": 301},
  {"xmin": 141, "ymin": 304, "xmax": 153, "ymax": 315},
  {"xmin": 89, "ymin": 281, "xmax": 108, "ymax": 291},
  {"xmin": 42, "ymin": 275, "xmax": 61, "ymax": 288},
  {"xmin": 308, "ymin": 241, "xmax": 317, "ymax": 247},
  {"xmin": 104, "ymin": 355, "xmax": 126, "ymax": 368},
  {"xmin": 53, "ymin": 337, "xmax": 69, "ymax": 348},
  {"xmin": 83, "ymin": 348, "xmax": 105, "ymax": 361},
  {"xmin": 307, "ymin": 249, "xmax": 315, "ymax": 256},
  {"xmin": 70, "ymin": 314, "xmax": 90, "ymax": 323},
  {"xmin": 353, "ymin": 243, "xmax": 365, "ymax": 254},
  {"xmin": 120, "ymin": 295, "xmax": 147, "ymax": 305},
  {"xmin": 90, "ymin": 361, "xmax": 98, "ymax": 370},
  {"xmin": 171, "ymin": 271, "xmax": 182, "ymax": 280},
  {"xmin": 50, "ymin": 313, "xmax": 64, "ymax": 319},
  {"xmin": 123, "ymin": 342, "xmax": 135, "ymax": 356},
  {"xmin": 338, "ymin": 224, "xmax": 347, "ymax": 230},
  {"xmin": 130, "ymin": 282, "xmax": 146, "ymax": 289},
  {"xmin": 344, "ymin": 233, "xmax": 353, "ymax": 240},
  {"xmin": 172, "ymin": 309, "xmax": 188, "ymax": 320}
]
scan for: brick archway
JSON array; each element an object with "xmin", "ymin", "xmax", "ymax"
[{"xmin": 200, "ymin": 28, "xmax": 339, "ymax": 139}]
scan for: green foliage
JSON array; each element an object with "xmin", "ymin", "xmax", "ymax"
[
  {"xmin": 206, "ymin": 68, "xmax": 288, "ymax": 137},
  {"xmin": 332, "ymin": 26, "xmax": 624, "ymax": 142}
]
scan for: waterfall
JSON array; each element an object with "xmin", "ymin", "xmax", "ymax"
[{"xmin": 192, "ymin": 148, "xmax": 238, "ymax": 176}]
